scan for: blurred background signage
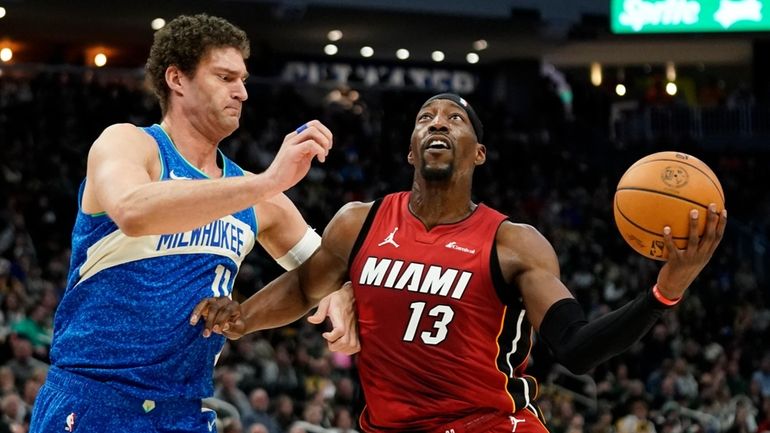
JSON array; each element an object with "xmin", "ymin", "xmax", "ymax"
[{"xmin": 611, "ymin": 0, "xmax": 770, "ymax": 33}]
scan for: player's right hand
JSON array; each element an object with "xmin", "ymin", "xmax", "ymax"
[
  {"xmin": 657, "ymin": 203, "xmax": 727, "ymax": 299},
  {"xmin": 307, "ymin": 282, "xmax": 360, "ymax": 355},
  {"xmin": 265, "ymin": 120, "xmax": 333, "ymax": 193},
  {"xmin": 189, "ymin": 297, "xmax": 246, "ymax": 340}
]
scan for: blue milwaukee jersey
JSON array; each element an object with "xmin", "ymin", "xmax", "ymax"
[{"xmin": 50, "ymin": 124, "xmax": 257, "ymax": 401}]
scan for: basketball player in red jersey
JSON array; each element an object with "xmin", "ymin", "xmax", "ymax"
[{"xmin": 193, "ymin": 93, "xmax": 728, "ymax": 432}]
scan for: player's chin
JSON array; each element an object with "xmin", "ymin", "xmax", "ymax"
[
  {"xmin": 420, "ymin": 164, "xmax": 453, "ymax": 182},
  {"xmin": 220, "ymin": 116, "xmax": 240, "ymax": 132}
]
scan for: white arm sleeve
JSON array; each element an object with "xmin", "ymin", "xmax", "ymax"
[{"xmin": 275, "ymin": 227, "xmax": 322, "ymax": 271}]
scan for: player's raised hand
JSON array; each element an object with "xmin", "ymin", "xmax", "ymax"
[
  {"xmin": 189, "ymin": 297, "xmax": 245, "ymax": 339},
  {"xmin": 307, "ymin": 282, "xmax": 360, "ymax": 355},
  {"xmin": 264, "ymin": 120, "xmax": 333, "ymax": 192},
  {"xmin": 657, "ymin": 203, "xmax": 728, "ymax": 299}
]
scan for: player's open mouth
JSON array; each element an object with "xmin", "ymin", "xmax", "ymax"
[
  {"xmin": 423, "ymin": 135, "xmax": 452, "ymax": 151},
  {"xmin": 427, "ymin": 140, "xmax": 449, "ymax": 149}
]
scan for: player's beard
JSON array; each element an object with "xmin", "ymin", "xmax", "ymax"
[{"xmin": 420, "ymin": 162, "xmax": 453, "ymax": 182}]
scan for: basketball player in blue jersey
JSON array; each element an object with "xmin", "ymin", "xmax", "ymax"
[{"xmin": 29, "ymin": 14, "xmax": 343, "ymax": 433}]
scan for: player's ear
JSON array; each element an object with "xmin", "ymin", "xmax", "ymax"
[
  {"xmin": 474, "ymin": 144, "xmax": 486, "ymax": 165},
  {"xmin": 165, "ymin": 65, "xmax": 185, "ymax": 96},
  {"xmin": 407, "ymin": 150, "xmax": 415, "ymax": 165}
]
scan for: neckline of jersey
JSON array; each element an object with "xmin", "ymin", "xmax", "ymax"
[{"xmin": 155, "ymin": 124, "xmax": 228, "ymax": 179}]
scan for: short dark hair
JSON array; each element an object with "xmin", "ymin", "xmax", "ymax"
[{"xmin": 145, "ymin": 14, "xmax": 250, "ymax": 115}]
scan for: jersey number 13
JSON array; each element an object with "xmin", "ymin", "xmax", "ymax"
[{"xmin": 402, "ymin": 302, "xmax": 455, "ymax": 345}]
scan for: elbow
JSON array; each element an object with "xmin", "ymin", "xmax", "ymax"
[{"xmin": 110, "ymin": 204, "xmax": 147, "ymax": 237}]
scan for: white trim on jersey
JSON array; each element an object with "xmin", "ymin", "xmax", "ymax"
[
  {"xmin": 526, "ymin": 404, "xmax": 539, "ymax": 417},
  {"xmin": 506, "ymin": 310, "xmax": 527, "ymax": 377},
  {"xmin": 520, "ymin": 377, "xmax": 531, "ymax": 407},
  {"xmin": 77, "ymin": 215, "xmax": 255, "ymax": 286}
]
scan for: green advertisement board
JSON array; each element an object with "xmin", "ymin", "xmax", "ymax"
[{"xmin": 611, "ymin": 0, "xmax": 770, "ymax": 33}]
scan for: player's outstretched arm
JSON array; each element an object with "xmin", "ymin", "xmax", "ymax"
[
  {"xmin": 191, "ymin": 202, "xmax": 370, "ymax": 339},
  {"xmin": 84, "ymin": 121, "xmax": 332, "ymax": 236},
  {"xmin": 498, "ymin": 206, "xmax": 726, "ymax": 374}
]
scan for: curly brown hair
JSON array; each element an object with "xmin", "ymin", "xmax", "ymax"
[{"xmin": 145, "ymin": 14, "xmax": 250, "ymax": 115}]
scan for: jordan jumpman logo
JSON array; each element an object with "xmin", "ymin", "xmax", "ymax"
[
  {"xmin": 510, "ymin": 416, "xmax": 526, "ymax": 433},
  {"xmin": 378, "ymin": 227, "xmax": 400, "ymax": 248}
]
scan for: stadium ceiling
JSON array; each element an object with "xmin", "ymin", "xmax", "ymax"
[
  {"xmin": 0, "ymin": 0, "xmax": 609, "ymax": 66},
  {"xmin": 0, "ymin": 0, "xmax": 755, "ymax": 67}
]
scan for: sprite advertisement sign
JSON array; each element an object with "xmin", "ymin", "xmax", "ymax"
[{"xmin": 611, "ymin": 0, "xmax": 770, "ymax": 33}]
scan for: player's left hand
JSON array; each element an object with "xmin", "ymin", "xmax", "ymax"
[
  {"xmin": 657, "ymin": 203, "xmax": 727, "ymax": 299},
  {"xmin": 189, "ymin": 297, "xmax": 245, "ymax": 339},
  {"xmin": 307, "ymin": 282, "xmax": 360, "ymax": 355}
]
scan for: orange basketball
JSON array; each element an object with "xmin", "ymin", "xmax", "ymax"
[{"xmin": 614, "ymin": 151, "xmax": 725, "ymax": 261}]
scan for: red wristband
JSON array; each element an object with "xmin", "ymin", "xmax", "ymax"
[{"xmin": 653, "ymin": 284, "xmax": 681, "ymax": 306}]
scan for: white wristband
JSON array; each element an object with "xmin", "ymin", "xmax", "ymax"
[{"xmin": 275, "ymin": 227, "xmax": 321, "ymax": 271}]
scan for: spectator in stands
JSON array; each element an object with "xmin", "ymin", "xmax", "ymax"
[
  {"xmin": 242, "ymin": 388, "xmax": 281, "ymax": 433},
  {"xmin": 5, "ymin": 335, "xmax": 46, "ymax": 392},
  {"xmin": 274, "ymin": 394, "xmax": 299, "ymax": 432},
  {"xmin": 725, "ymin": 398, "xmax": 758, "ymax": 433},
  {"xmin": 0, "ymin": 368, "xmax": 15, "ymax": 400},
  {"xmin": 616, "ymin": 398, "xmax": 656, "ymax": 433},
  {"xmin": 248, "ymin": 424, "xmax": 270, "ymax": 433},
  {"xmin": 330, "ymin": 406, "xmax": 359, "ymax": 433},
  {"xmin": 753, "ymin": 354, "xmax": 770, "ymax": 398},
  {"xmin": 0, "ymin": 393, "xmax": 25, "ymax": 431},
  {"xmin": 215, "ymin": 367, "xmax": 253, "ymax": 417}
]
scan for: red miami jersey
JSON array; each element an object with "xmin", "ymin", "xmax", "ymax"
[{"xmin": 349, "ymin": 192, "xmax": 540, "ymax": 432}]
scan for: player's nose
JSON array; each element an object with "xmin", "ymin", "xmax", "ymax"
[
  {"xmin": 233, "ymin": 80, "xmax": 248, "ymax": 102},
  {"xmin": 428, "ymin": 114, "xmax": 449, "ymax": 132}
]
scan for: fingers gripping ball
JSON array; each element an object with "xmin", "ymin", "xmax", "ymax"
[{"xmin": 614, "ymin": 151, "xmax": 725, "ymax": 261}]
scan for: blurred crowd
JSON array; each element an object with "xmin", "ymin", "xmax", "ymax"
[{"xmin": 0, "ymin": 67, "xmax": 769, "ymax": 433}]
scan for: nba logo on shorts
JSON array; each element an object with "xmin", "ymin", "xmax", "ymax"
[{"xmin": 65, "ymin": 412, "xmax": 76, "ymax": 432}]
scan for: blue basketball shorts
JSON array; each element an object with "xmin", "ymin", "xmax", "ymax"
[{"xmin": 29, "ymin": 366, "xmax": 217, "ymax": 433}]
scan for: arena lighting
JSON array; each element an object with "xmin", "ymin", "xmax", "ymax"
[
  {"xmin": 94, "ymin": 53, "xmax": 107, "ymax": 67},
  {"xmin": 396, "ymin": 48, "xmax": 410, "ymax": 60},
  {"xmin": 327, "ymin": 30, "xmax": 343, "ymax": 41},
  {"xmin": 473, "ymin": 39, "xmax": 488, "ymax": 51},
  {"xmin": 0, "ymin": 47, "xmax": 12, "ymax": 62},
  {"xmin": 666, "ymin": 61, "xmax": 676, "ymax": 81},
  {"xmin": 590, "ymin": 62, "xmax": 602, "ymax": 86},
  {"xmin": 360, "ymin": 46, "xmax": 374, "ymax": 58},
  {"xmin": 616, "ymin": 83, "xmax": 627, "ymax": 96},
  {"xmin": 431, "ymin": 50, "xmax": 445, "ymax": 62},
  {"xmin": 151, "ymin": 18, "xmax": 166, "ymax": 30},
  {"xmin": 666, "ymin": 81, "xmax": 678, "ymax": 95},
  {"xmin": 466, "ymin": 52, "xmax": 479, "ymax": 64},
  {"xmin": 0, "ymin": 7, "xmax": 6, "ymax": 19},
  {"xmin": 324, "ymin": 44, "xmax": 338, "ymax": 55}
]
